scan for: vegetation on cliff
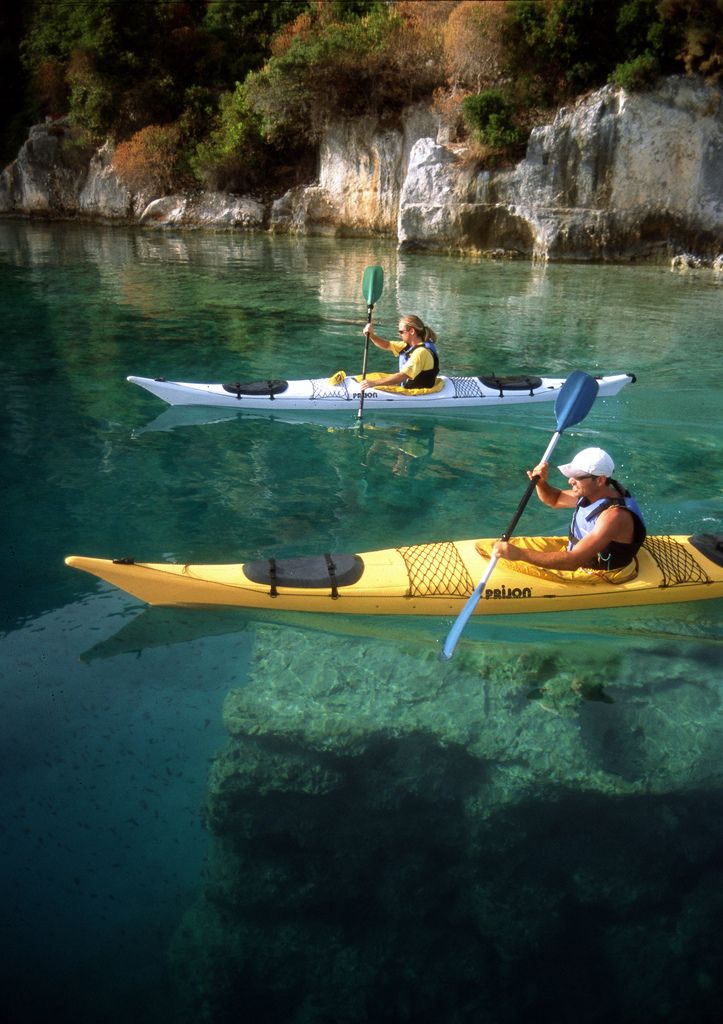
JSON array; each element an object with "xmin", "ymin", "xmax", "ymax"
[{"xmin": 6, "ymin": 0, "xmax": 722, "ymax": 193}]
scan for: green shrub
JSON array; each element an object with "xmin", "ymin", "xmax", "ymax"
[
  {"xmin": 506, "ymin": 0, "xmax": 637, "ymax": 102},
  {"xmin": 245, "ymin": 4, "xmax": 443, "ymax": 143},
  {"xmin": 460, "ymin": 90, "xmax": 524, "ymax": 149},
  {"xmin": 65, "ymin": 49, "xmax": 114, "ymax": 138},
  {"xmin": 190, "ymin": 84, "xmax": 271, "ymax": 192},
  {"xmin": 610, "ymin": 51, "xmax": 661, "ymax": 91}
]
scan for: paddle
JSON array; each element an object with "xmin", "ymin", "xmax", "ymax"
[
  {"xmin": 440, "ymin": 370, "xmax": 599, "ymax": 660},
  {"xmin": 358, "ymin": 265, "xmax": 384, "ymax": 421}
]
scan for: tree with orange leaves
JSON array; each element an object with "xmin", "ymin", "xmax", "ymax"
[{"xmin": 443, "ymin": 0, "xmax": 510, "ymax": 91}]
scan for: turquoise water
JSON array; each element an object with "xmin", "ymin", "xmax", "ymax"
[{"xmin": 1, "ymin": 220, "xmax": 722, "ymax": 1023}]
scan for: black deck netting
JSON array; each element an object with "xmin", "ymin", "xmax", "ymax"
[
  {"xmin": 310, "ymin": 377, "xmax": 351, "ymax": 400},
  {"xmin": 643, "ymin": 536, "xmax": 711, "ymax": 587},
  {"xmin": 397, "ymin": 542, "xmax": 475, "ymax": 597},
  {"xmin": 449, "ymin": 376, "xmax": 483, "ymax": 398}
]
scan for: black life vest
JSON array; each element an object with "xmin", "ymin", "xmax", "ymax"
[
  {"xmin": 568, "ymin": 485, "xmax": 647, "ymax": 569},
  {"xmin": 398, "ymin": 341, "xmax": 440, "ymax": 390}
]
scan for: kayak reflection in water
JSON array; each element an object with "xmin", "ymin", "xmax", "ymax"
[
  {"xmin": 360, "ymin": 314, "xmax": 440, "ymax": 391},
  {"xmin": 361, "ymin": 423, "xmax": 436, "ymax": 477},
  {"xmin": 492, "ymin": 447, "xmax": 647, "ymax": 577}
]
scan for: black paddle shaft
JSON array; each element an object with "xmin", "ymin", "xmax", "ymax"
[
  {"xmin": 361, "ymin": 304, "xmax": 373, "ymax": 380},
  {"xmin": 358, "ymin": 303, "xmax": 377, "ymax": 419},
  {"xmin": 501, "ymin": 472, "xmax": 541, "ymax": 541}
]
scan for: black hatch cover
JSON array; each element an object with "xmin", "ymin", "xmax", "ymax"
[
  {"xmin": 243, "ymin": 553, "xmax": 364, "ymax": 589},
  {"xmin": 479, "ymin": 375, "xmax": 543, "ymax": 394},
  {"xmin": 223, "ymin": 380, "xmax": 289, "ymax": 396},
  {"xmin": 689, "ymin": 533, "xmax": 723, "ymax": 568}
]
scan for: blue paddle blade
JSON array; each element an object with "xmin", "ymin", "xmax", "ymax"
[
  {"xmin": 555, "ymin": 370, "xmax": 599, "ymax": 431},
  {"xmin": 362, "ymin": 265, "xmax": 384, "ymax": 307}
]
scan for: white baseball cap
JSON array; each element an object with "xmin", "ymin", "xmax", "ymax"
[{"xmin": 558, "ymin": 447, "xmax": 614, "ymax": 479}]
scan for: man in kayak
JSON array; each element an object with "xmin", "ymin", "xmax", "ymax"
[
  {"xmin": 492, "ymin": 447, "xmax": 647, "ymax": 573},
  {"xmin": 360, "ymin": 315, "xmax": 439, "ymax": 390}
]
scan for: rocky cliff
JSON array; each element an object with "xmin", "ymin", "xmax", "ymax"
[
  {"xmin": 401, "ymin": 75, "xmax": 722, "ymax": 262},
  {"xmin": 1, "ymin": 76, "xmax": 721, "ymax": 263}
]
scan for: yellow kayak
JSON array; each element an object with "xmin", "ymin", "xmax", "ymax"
[{"xmin": 65, "ymin": 533, "xmax": 723, "ymax": 616}]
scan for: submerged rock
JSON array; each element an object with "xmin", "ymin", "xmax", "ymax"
[{"xmin": 169, "ymin": 625, "xmax": 723, "ymax": 1022}]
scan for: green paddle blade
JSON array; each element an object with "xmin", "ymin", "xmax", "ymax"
[{"xmin": 362, "ymin": 265, "xmax": 384, "ymax": 307}]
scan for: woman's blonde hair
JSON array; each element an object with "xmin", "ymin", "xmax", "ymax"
[{"xmin": 399, "ymin": 314, "xmax": 438, "ymax": 344}]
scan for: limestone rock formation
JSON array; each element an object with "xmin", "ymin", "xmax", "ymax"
[
  {"xmin": 139, "ymin": 191, "xmax": 266, "ymax": 229},
  {"xmin": 79, "ymin": 140, "xmax": 133, "ymax": 219},
  {"xmin": 270, "ymin": 105, "xmax": 437, "ymax": 236},
  {"xmin": 1, "ymin": 77, "xmax": 721, "ymax": 263},
  {"xmin": 0, "ymin": 119, "xmax": 89, "ymax": 216},
  {"xmin": 398, "ymin": 75, "xmax": 723, "ymax": 260},
  {"xmin": 0, "ymin": 119, "xmax": 132, "ymax": 219}
]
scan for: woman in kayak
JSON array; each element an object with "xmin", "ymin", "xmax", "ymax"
[
  {"xmin": 360, "ymin": 315, "xmax": 439, "ymax": 390},
  {"xmin": 492, "ymin": 447, "xmax": 646, "ymax": 573}
]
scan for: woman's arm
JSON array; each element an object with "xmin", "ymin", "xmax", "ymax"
[
  {"xmin": 363, "ymin": 323, "xmax": 391, "ymax": 350},
  {"xmin": 360, "ymin": 370, "xmax": 409, "ymax": 390}
]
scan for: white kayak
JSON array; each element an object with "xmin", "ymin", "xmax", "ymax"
[{"xmin": 128, "ymin": 370, "xmax": 635, "ymax": 416}]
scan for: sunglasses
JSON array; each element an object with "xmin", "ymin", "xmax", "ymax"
[{"xmin": 574, "ymin": 474, "xmax": 597, "ymax": 480}]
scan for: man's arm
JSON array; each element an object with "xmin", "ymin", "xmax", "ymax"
[
  {"xmin": 530, "ymin": 461, "xmax": 577, "ymax": 509},
  {"xmin": 494, "ymin": 506, "xmax": 631, "ymax": 569}
]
